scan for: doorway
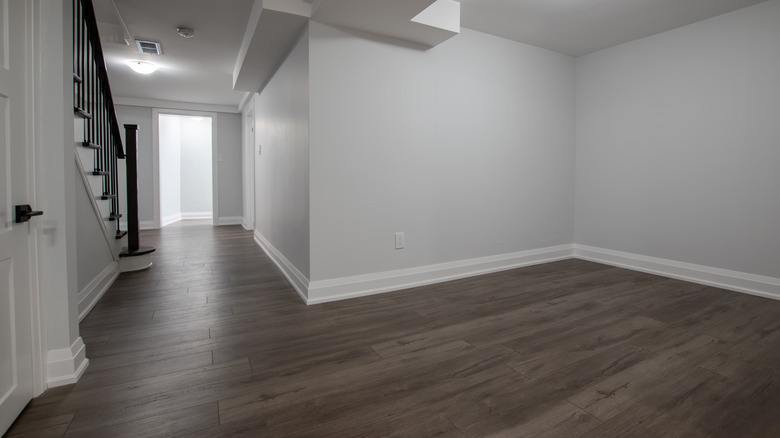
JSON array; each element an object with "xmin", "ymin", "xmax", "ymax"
[{"xmin": 153, "ymin": 110, "xmax": 218, "ymax": 228}]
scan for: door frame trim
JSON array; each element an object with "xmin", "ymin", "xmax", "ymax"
[
  {"xmin": 151, "ymin": 108, "xmax": 219, "ymax": 229},
  {"xmin": 28, "ymin": 0, "xmax": 45, "ymax": 398},
  {"xmin": 243, "ymin": 106, "xmax": 255, "ymax": 230}
]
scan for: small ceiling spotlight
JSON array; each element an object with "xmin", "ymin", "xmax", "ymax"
[
  {"xmin": 176, "ymin": 27, "xmax": 195, "ymax": 38},
  {"xmin": 127, "ymin": 60, "xmax": 159, "ymax": 74}
]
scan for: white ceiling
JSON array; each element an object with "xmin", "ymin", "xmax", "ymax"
[
  {"xmin": 96, "ymin": 0, "xmax": 254, "ymax": 108},
  {"xmin": 96, "ymin": 0, "xmax": 768, "ymax": 109},
  {"xmin": 458, "ymin": 0, "xmax": 768, "ymax": 57}
]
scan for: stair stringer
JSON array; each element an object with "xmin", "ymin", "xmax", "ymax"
[{"xmin": 74, "ymin": 118, "xmax": 125, "ymax": 256}]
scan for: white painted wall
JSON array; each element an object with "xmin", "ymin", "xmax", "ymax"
[
  {"xmin": 180, "ymin": 117, "xmax": 213, "ymax": 217},
  {"xmin": 309, "ymin": 24, "xmax": 576, "ymax": 281},
  {"xmin": 158, "ymin": 114, "xmax": 182, "ymax": 224},
  {"xmin": 575, "ymin": 0, "xmax": 780, "ymax": 279},
  {"xmin": 254, "ymin": 26, "xmax": 310, "ymax": 278},
  {"xmin": 217, "ymin": 112, "xmax": 244, "ymax": 222}
]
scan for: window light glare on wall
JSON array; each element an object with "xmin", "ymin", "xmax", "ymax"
[{"xmin": 127, "ymin": 60, "xmax": 159, "ymax": 74}]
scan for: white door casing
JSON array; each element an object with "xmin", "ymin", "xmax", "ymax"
[
  {"xmin": 0, "ymin": 0, "xmax": 36, "ymax": 434},
  {"xmin": 243, "ymin": 109, "xmax": 254, "ymax": 230}
]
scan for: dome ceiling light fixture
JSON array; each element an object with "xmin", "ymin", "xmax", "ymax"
[
  {"xmin": 176, "ymin": 27, "xmax": 195, "ymax": 38},
  {"xmin": 127, "ymin": 60, "xmax": 159, "ymax": 74}
]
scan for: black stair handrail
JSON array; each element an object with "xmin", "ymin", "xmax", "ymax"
[
  {"xmin": 74, "ymin": 0, "xmax": 127, "ymax": 240},
  {"xmin": 74, "ymin": 0, "xmax": 125, "ymax": 159}
]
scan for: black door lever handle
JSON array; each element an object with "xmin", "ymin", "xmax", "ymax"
[{"xmin": 15, "ymin": 205, "xmax": 44, "ymax": 223}]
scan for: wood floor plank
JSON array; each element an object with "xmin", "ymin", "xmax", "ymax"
[
  {"xmin": 454, "ymin": 343, "xmax": 653, "ymax": 435},
  {"xmin": 566, "ymin": 334, "xmax": 724, "ymax": 421},
  {"xmin": 64, "ymin": 402, "xmax": 219, "ymax": 438},
  {"xmin": 72, "ymin": 350, "xmax": 214, "ymax": 391},
  {"xmin": 507, "ymin": 315, "xmax": 663, "ymax": 380},
  {"xmin": 25, "ymin": 359, "xmax": 251, "ymax": 414},
  {"xmin": 220, "ymin": 344, "xmax": 519, "ymax": 434},
  {"xmin": 480, "ymin": 401, "xmax": 601, "ymax": 438},
  {"xmin": 4, "ymin": 413, "xmax": 74, "ymax": 438},
  {"xmin": 10, "ymin": 221, "xmax": 780, "ymax": 437},
  {"xmin": 578, "ymin": 366, "xmax": 732, "ymax": 438}
]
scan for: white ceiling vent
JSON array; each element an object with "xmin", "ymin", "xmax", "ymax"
[{"xmin": 135, "ymin": 40, "xmax": 162, "ymax": 55}]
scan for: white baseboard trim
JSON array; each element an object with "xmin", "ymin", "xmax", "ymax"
[
  {"xmin": 119, "ymin": 253, "xmax": 154, "ymax": 272},
  {"xmin": 181, "ymin": 212, "xmax": 212, "ymax": 220},
  {"xmin": 47, "ymin": 337, "xmax": 89, "ymax": 387},
  {"xmin": 217, "ymin": 216, "xmax": 244, "ymax": 226},
  {"xmin": 573, "ymin": 244, "xmax": 780, "ymax": 301},
  {"xmin": 119, "ymin": 220, "xmax": 156, "ymax": 230},
  {"xmin": 161, "ymin": 214, "xmax": 182, "ymax": 227},
  {"xmin": 253, "ymin": 232, "xmax": 309, "ymax": 304},
  {"xmin": 77, "ymin": 261, "xmax": 120, "ymax": 321},
  {"xmin": 307, "ymin": 244, "xmax": 574, "ymax": 305},
  {"xmin": 247, "ymin": 238, "xmax": 780, "ymax": 305}
]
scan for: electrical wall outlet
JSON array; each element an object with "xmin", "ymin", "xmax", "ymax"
[{"xmin": 395, "ymin": 232, "xmax": 405, "ymax": 249}]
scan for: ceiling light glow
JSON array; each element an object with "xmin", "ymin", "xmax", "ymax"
[{"xmin": 127, "ymin": 60, "xmax": 159, "ymax": 74}]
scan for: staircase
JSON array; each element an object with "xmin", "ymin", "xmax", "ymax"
[
  {"xmin": 73, "ymin": 0, "xmax": 125, "ymax": 239},
  {"xmin": 73, "ymin": 0, "xmax": 154, "ymax": 271}
]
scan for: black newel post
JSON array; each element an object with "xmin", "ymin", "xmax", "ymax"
[
  {"xmin": 119, "ymin": 124, "xmax": 155, "ymax": 267},
  {"xmin": 125, "ymin": 124, "xmax": 140, "ymax": 250}
]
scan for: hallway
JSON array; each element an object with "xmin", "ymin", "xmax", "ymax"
[{"xmin": 7, "ymin": 222, "xmax": 780, "ymax": 436}]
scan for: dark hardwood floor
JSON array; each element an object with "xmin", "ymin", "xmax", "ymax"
[{"xmin": 7, "ymin": 221, "xmax": 780, "ymax": 437}]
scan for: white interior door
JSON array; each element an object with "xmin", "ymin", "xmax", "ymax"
[{"xmin": 0, "ymin": 0, "xmax": 36, "ymax": 434}]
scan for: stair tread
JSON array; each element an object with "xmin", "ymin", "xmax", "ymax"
[
  {"xmin": 119, "ymin": 246, "xmax": 156, "ymax": 257},
  {"xmin": 82, "ymin": 141, "xmax": 101, "ymax": 150},
  {"xmin": 74, "ymin": 107, "xmax": 92, "ymax": 119},
  {"xmin": 73, "ymin": 73, "xmax": 83, "ymax": 84},
  {"xmin": 115, "ymin": 230, "xmax": 128, "ymax": 240}
]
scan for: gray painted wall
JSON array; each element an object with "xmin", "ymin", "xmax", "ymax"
[
  {"xmin": 575, "ymin": 0, "xmax": 780, "ymax": 278},
  {"xmin": 254, "ymin": 27, "xmax": 311, "ymax": 278},
  {"xmin": 74, "ymin": 172, "xmax": 113, "ymax": 292},
  {"xmin": 217, "ymin": 112, "xmax": 243, "ymax": 220},
  {"xmin": 309, "ymin": 24, "xmax": 576, "ymax": 281},
  {"xmin": 240, "ymin": 0, "xmax": 780, "ymax": 299}
]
